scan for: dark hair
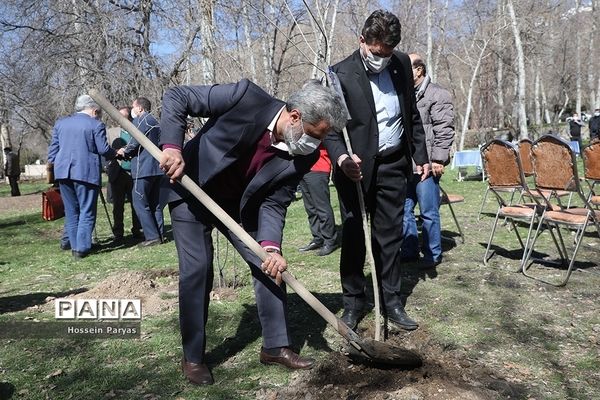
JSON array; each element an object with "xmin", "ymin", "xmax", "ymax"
[
  {"xmin": 3, "ymin": 147, "xmax": 11, "ymax": 152},
  {"xmin": 412, "ymin": 57, "xmax": 427, "ymax": 76},
  {"xmin": 134, "ymin": 97, "xmax": 151, "ymax": 112},
  {"xmin": 361, "ymin": 10, "xmax": 401, "ymax": 47},
  {"xmin": 119, "ymin": 106, "xmax": 133, "ymax": 122}
]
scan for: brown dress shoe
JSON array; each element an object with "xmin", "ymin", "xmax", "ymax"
[
  {"xmin": 259, "ymin": 347, "xmax": 314, "ymax": 370},
  {"xmin": 181, "ymin": 358, "xmax": 214, "ymax": 385}
]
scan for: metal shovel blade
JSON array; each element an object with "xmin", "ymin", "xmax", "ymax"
[{"xmin": 345, "ymin": 336, "xmax": 423, "ymax": 367}]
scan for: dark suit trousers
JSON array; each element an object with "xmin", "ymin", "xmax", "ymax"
[
  {"xmin": 169, "ymin": 197, "xmax": 291, "ymax": 364},
  {"xmin": 299, "ymin": 171, "xmax": 337, "ymax": 247},
  {"xmin": 110, "ymin": 170, "xmax": 141, "ymax": 237},
  {"xmin": 8, "ymin": 176, "xmax": 20, "ymax": 196},
  {"xmin": 336, "ymin": 149, "xmax": 409, "ymax": 311},
  {"xmin": 132, "ymin": 176, "xmax": 164, "ymax": 241}
]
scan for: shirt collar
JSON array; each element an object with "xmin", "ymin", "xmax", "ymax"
[{"xmin": 269, "ymin": 106, "xmax": 290, "ymax": 152}]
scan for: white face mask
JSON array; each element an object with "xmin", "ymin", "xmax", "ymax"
[
  {"xmin": 361, "ymin": 45, "xmax": 391, "ymax": 73},
  {"xmin": 283, "ymin": 120, "xmax": 321, "ymax": 156},
  {"xmin": 594, "ymin": 112, "xmax": 600, "ymax": 117},
  {"xmin": 131, "ymin": 108, "xmax": 138, "ymax": 119}
]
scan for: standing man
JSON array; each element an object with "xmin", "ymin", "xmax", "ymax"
[
  {"xmin": 118, "ymin": 97, "xmax": 164, "ymax": 247},
  {"xmin": 401, "ymin": 54, "xmax": 455, "ymax": 268},
  {"xmin": 3, "ymin": 147, "xmax": 20, "ymax": 196},
  {"xmin": 298, "ymin": 144, "xmax": 339, "ymax": 256},
  {"xmin": 324, "ymin": 10, "xmax": 429, "ymax": 331},
  {"xmin": 569, "ymin": 112, "xmax": 583, "ymax": 150},
  {"xmin": 158, "ymin": 79, "xmax": 346, "ymax": 385},
  {"xmin": 588, "ymin": 108, "xmax": 600, "ymax": 141},
  {"xmin": 106, "ymin": 106, "xmax": 142, "ymax": 242},
  {"xmin": 47, "ymin": 95, "xmax": 116, "ymax": 258}
]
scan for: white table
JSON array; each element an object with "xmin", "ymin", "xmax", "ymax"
[
  {"xmin": 451, "ymin": 150, "xmax": 485, "ymax": 181},
  {"xmin": 569, "ymin": 140, "xmax": 580, "ymax": 155}
]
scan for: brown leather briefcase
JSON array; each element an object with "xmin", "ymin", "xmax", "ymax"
[{"xmin": 42, "ymin": 188, "xmax": 64, "ymax": 221}]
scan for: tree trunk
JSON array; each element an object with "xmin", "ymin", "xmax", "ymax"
[
  {"xmin": 575, "ymin": 0, "xmax": 582, "ymax": 114},
  {"xmin": 242, "ymin": 2, "xmax": 257, "ymax": 82},
  {"xmin": 200, "ymin": 0, "xmax": 215, "ymax": 84},
  {"xmin": 534, "ymin": 62, "xmax": 541, "ymax": 126},
  {"xmin": 496, "ymin": 0, "xmax": 505, "ymax": 129},
  {"xmin": 459, "ymin": 45, "xmax": 487, "ymax": 150},
  {"xmin": 507, "ymin": 0, "xmax": 528, "ymax": 139},
  {"xmin": 426, "ymin": 0, "xmax": 433, "ymax": 78}
]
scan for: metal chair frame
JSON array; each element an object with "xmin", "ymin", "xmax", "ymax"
[
  {"xmin": 521, "ymin": 135, "xmax": 600, "ymax": 286},
  {"xmin": 582, "ymin": 139, "xmax": 600, "ymax": 208},
  {"xmin": 439, "ymin": 185, "xmax": 465, "ymax": 244},
  {"xmin": 480, "ymin": 140, "xmax": 546, "ymax": 267}
]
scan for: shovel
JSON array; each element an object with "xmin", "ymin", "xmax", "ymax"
[{"xmin": 89, "ymin": 89, "xmax": 422, "ymax": 367}]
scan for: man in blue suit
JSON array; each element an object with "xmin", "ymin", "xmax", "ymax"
[
  {"xmin": 158, "ymin": 80, "xmax": 346, "ymax": 385},
  {"xmin": 48, "ymin": 95, "xmax": 116, "ymax": 259},
  {"xmin": 118, "ymin": 97, "xmax": 164, "ymax": 246}
]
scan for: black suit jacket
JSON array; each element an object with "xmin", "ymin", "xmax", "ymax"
[
  {"xmin": 324, "ymin": 50, "xmax": 428, "ymax": 190},
  {"xmin": 125, "ymin": 112, "xmax": 163, "ymax": 179},
  {"xmin": 160, "ymin": 79, "xmax": 318, "ymax": 244}
]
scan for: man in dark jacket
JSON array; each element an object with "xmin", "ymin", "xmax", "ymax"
[
  {"xmin": 401, "ymin": 53, "xmax": 455, "ymax": 268},
  {"xmin": 106, "ymin": 106, "xmax": 142, "ymax": 241},
  {"xmin": 569, "ymin": 112, "xmax": 584, "ymax": 150},
  {"xmin": 3, "ymin": 147, "xmax": 20, "ymax": 196},
  {"xmin": 324, "ymin": 10, "xmax": 429, "ymax": 332},
  {"xmin": 158, "ymin": 79, "xmax": 346, "ymax": 385},
  {"xmin": 589, "ymin": 108, "xmax": 600, "ymax": 141},
  {"xmin": 118, "ymin": 97, "xmax": 164, "ymax": 246}
]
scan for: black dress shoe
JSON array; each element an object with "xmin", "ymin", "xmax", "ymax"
[
  {"xmin": 181, "ymin": 358, "xmax": 214, "ymax": 385},
  {"xmin": 420, "ymin": 259, "xmax": 441, "ymax": 269},
  {"xmin": 138, "ymin": 238, "xmax": 162, "ymax": 247},
  {"xmin": 259, "ymin": 347, "xmax": 314, "ymax": 370},
  {"xmin": 298, "ymin": 241, "xmax": 323, "ymax": 252},
  {"xmin": 72, "ymin": 251, "xmax": 88, "ymax": 260},
  {"xmin": 386, "ymin": 306, "xmax": 418, "ymax": 331},
  {"xmin": 340, "ymin": 308, "xmax": 367, "ymax": 330},
  {"xmin": 317, "ymin": 243, "xmax": 339, "ymax": 256}
]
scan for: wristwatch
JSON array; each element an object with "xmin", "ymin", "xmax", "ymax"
[{"xmin": 265, "ymin": 248, "xmax": 281, "ymax": 255}]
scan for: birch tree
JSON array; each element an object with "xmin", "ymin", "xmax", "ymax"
[{"xmin": 506, "ymin": 0, "xmax": 528, "ymax": 139}]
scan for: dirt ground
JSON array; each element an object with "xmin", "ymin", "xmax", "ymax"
[
  {"xmin": 0, "ymin": 192, "xmax": 41, "ymax": 214},
  {"xmin": 28, "ymin": 269, "xmax": 518, "ymax": 400}
]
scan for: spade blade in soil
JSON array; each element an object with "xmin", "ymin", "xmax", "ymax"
[{"xmin": 345, "ymin": 337, "xmax": 423, "ymax": 367}]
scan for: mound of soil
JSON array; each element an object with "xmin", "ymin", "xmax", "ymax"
[
  {"xmin": 35, "ymin": 269, "xmax": 238, "ymax": 317},
  {"xmin": 258, "ymin": 327, "xmax": 523, "ymax": 400},
  {"xmin": 72, "ymin": 270, "xmax": 179, "ymax": 316}
]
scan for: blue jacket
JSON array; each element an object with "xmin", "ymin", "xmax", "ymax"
[
  {"xmin": 48, "ymin": 112, "xmax": 116, "ymax": 186},
  {"xmin": 124, "ymin": 112, "xmax": 163, "ymax": 179}
]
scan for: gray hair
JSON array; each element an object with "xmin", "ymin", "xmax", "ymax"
[
  {"xmin": 74, "ymin": 95, "xmax": 99, "ymax": 112},
  {"xmin": 286, "ymin": 80, "xmax": 347, "ymax": 133}
]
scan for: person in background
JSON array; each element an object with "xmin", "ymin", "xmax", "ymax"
[
  {"xmin": 47, "ymin": 95, "xmax": 116, "ymax": 259},
  {"xmin": 569, "ymin": 112, "xmax": 583, "ymax": 150},
  {"xmin": 588, "ymin": 108, "xmax": 600, "ymax": 141},
  {"xmin": 158, "ymin": 79, "xmax": 346, "ymax": 386},
  {"xmin": 401, "ymin": 53, "xmax": 455, "ymax": 268},
  {"xmin": 118, "ymin": 97, "xmax": 164, "ymax": 247},
  {"xmin": 324, "ymin": 10, "xmax": 429, "ymax": 332},
  {"xmin": 3, "ymin": 147, "xmax": 20, "ymax": 196},
  {"xmin": 298, "ymin": 144, "xmax": 339, "ymax": 256},
  {"xmin": 106, "ymin": 106, "xmax": 142, "ymax": 242}
]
